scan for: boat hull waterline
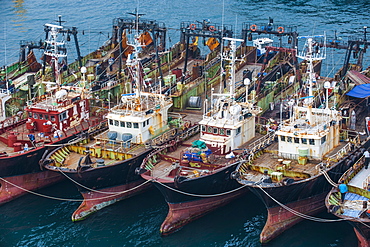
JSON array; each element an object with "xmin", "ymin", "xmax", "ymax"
[
  {"xmin": 46, "ymin": 149, "xmax": 152, "ymax": 221},
  {"xmin": 158, "ymin": 184, "xmax": 246, "ymax": 235},
  {"xmin": 246, "ymin": 147, "xmax": 364, "ymax": 243},
  {"xmin": 72, "ymin": 179, "xmax": 152, "ymax": 221},
  {"xmin": 142, "ymin": 161, "xmax": 247, "ymax": 235},
  {"xmin": 0, "ymin": 170, "xmax": 64, "ymax": 205},
  {"xmin": 0, "ymin": 121, "xmax": 106, "ymax": 204}
]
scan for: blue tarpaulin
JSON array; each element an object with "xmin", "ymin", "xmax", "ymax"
[{"xmin": 346, "ymin": 84, "xmax": 370, "ymax": 98}]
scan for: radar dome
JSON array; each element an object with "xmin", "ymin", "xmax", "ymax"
[{"xmin": 55, "ymin": 89, "xmax": 68, "ymax": 99}]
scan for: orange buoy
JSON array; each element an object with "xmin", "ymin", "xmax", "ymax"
[
  {"xmin": 208, "ymin": 25, "xmax": 216, "ymax": 32},
  {"xmin": 277, "ymin": 26, "xmax": 284, "ymax": 34},
  {"xmin": 250, "ymin": 24, "xmax": 257, "ymax": 31},
  {"xmin": 189, "ymin": 23, "xmax": 196, "ymax": 30}
]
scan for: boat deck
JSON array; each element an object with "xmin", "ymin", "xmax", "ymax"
[
  {"xmin": 239, "ymin": 139, "xmax": 349, "ymax": 183},
  {"xmin": 0, "ymin": 116, "xmax": 102, "ymax": 157},
  {"xmin": 150, "ymin": 160, "xmax": 177, "ymax": 181},
  {"xmin": 342, "ymin": 192, "xmax": 369, "ymax": 218},
  {"xmin": 348, "ymin": 166, "xmax": 370, "ymax": 189},
  {"xmin": 59, "ymin": 151, "xmax": 123, "ymax": 170},
  {"xmin": 50, "ymin": 137, "xmax": 148, "ymax": 170},
  {"xmin": 148, "ymin": 131, "xmax": 264, "ymax": 181}
]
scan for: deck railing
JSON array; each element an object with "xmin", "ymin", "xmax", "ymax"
[{"xmin": 326, "ymin": 134, "xmax": 360, "ymax": 162}]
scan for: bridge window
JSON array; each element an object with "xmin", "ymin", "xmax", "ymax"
[
  {"xmin": 146, "ymin": 119, "xmax": 149, "ymax": 125},
  {"xmin": 127, "ymin": 122, "xmax": 132, "ymax": 128},
  {"xmin": 59, "ymin": 112, "xmax": 67, "ymax": 121},
  {"xmin": 39, "ymin": 114, "xmax": 43, "ymax": 120},
  {"xmin": 302, "ymin": 138, "xmax": 307, "ymax": 144},
  {"xmin": 287, "ymin": 137, "xmax": 292, "ymax": 143},
  {"xmin": 33, "ymin": 113, "xmax": 38, "ymax": 119},
  {"xmin": 114, "ymin": 120, "xmax": 119, "ymax": 126},
  {"xmin": 213, "ymin": 128, "xmax": 218, "ymax": 134},
  {"xmin": 44, "ymin": 115, "xmax": 49, "ymax": 120},
  {"xmin": 28, "ymin": 112, "xmax": 32, "ymax": 118},
  {"xmin": 294, "ymin": 137, "xmax": 299, "ymax": 144},
  {"xmin": 208, "ymin": 126, "xmax": 212, "ymax": 133},
  {"xmin": 120, "ymin": 121, "xmax": 125, "ymax": 127},
  {"xmin": 51, "ymin": 116, "xmax": 56, "ymax": 122},
  {"xmin": 201, "ymin": 125, "xmax": 206, "ymax": 132},
  {"xmin": 226, "ymin": 129, "xmax": 231, "ymax": 136},
  {"xmin": 109, "ymin": 119, "xmax": 113, "ymax": 125},
  {"xmin": 280, "ymin": 136, "xmax": 285, "ymax": 142},
  {"xmin": 220, "ymin": 128, "xmax": 225, "ymax": 135},
  {"xmin": 143, "ymin": 121, "xmax": 146, "ymax": 127},
  {"xmin": 236, "ymin": 127, "xmax": 241, "ymax": 135},
  {"xmin": 134, "ymin": 123, "xmax": 139, "ymax": 128},
  {"xmin": 309, "ymin": 139, "xmax": 315, "ymax": 145},
  {"xmin": 321, "ymin": 136, "xmax": 326, "ymax": 144}
]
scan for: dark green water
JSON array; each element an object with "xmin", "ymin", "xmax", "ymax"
[
  {"xmin": 0, "ymin": 181, "xmax": 358, "ymax": 246},
  {"xmin": 1, "ymin": 0, "xmax": 370, "ymax": 245}
]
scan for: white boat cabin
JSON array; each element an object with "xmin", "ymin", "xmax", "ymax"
[
  {"xmin": 276, "ymin": 106, "xmax": 341, "ymax": 160},
  {"xmin": 106, "ymin": 92, "xmax": 173, "ymax": 145},
  {"xmin": 199, "ymin": 97, "xmax": 260, "ymax": 155}
]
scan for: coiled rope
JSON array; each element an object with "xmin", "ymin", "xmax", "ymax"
[
  {"xmin": 0, "ymin": 176, "xmax": 152, "ymax": 202},
  {"xmin": 155, "ymin": 179, "xmax": 248, "ymax": 197}
]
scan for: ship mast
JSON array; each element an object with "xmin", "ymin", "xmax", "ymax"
[
  {"xmin": 219, "ymin": 37, "xmax": 244, "ymax": 99},
  {"xmin": 297, "ymin": 35, "xmax": 326, "ymax": 123},
  {"xmin": 127, "ymin": 8, "xmax": 145, "ymax": 102},
  {"xmin": 44, "ymin": 23, "xmax": 67, "ymax": 86}
]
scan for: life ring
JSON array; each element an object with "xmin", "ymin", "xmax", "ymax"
[
  {"xmin": 189, "ymin": 24, "xmax": 196, "ymax": 30},
  {"xmin": 277, "ymin": 26, "xmax": 284, "ymax": 34},
  {"xmin": 250, "ymin": 24, "xmax": 257, "ymax": 32},
  {"xmin": 208, "ymin": 25, "xmax": 216, "ymax": 32}
]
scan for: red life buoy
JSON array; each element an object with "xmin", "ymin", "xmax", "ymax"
[
  {"xmin": 189, "ymin": 24, "xmax": 196, "ymax": 30},
  {"xmin": 277, "ymin": 26, "xmax": 284, "ymax": 34},
  {"xmin": 208, "ymin": 25, "xmax": 216, "ymax": 32},
  {"xmin": 250, "ymin": 24, "xmax": 257, "ymax": 31}
]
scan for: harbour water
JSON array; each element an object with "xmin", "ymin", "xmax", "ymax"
[
  {"xmin": 0, "ymin": 181, "xmax": 358, "ymax": 246},
  {"xmin": 1, "ymin": 0, "xmax": 370, "ymax": 246}
]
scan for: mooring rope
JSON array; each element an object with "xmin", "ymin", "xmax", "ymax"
[
  {"xmin": 44, "ymin": 137, "xmax": 83, "ymax": 147},
  {"xmin": 357, "ymin": 219, "xmax": 370, "ymax": 229},
  {"xmin": 45, "ymin": 136, "xmax": 84, "ymax": 147},
  {"xmin": 0, "ymin": 176, "xmax": 152, "ymax": 202},
  {"xmin": 57, "ymin": 167, "xmax": 147, "ymax": 195},
  {"xmin": 255, "ymin": 184, "xmax": 346, "ymax": 222},
  {"xmin": 320, "ymin": 168, "xmax": 338, "ymax": 187},
  {"xmin": 155, "ymin": 179, "xmax": 248, "ymax": 197}
]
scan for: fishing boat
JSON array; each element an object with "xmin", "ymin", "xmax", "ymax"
[
  {"xmin": 40, "ymin": 33, "xmax": 185, "ymax": 221},
  {"xmin": 326, "ymin": 143, "xmax": 370, "ymax": 247},
  {"xmin": 138, "ymin": 37, "xmax": 262, "ymax": 235},
  {"xmin": 234, "ymin": 35, "xmax": 366, "ymax": 243},
  {"xmin": 325, "ymin": 150, "xmax": 370, "ymax": 247},
  {"xmin": 0, "ymin": 23, "xmax": 107, "ymax": 205}
]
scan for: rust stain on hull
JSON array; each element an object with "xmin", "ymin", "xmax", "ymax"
[
  {"xmin": 260, "ymin": 192, "xmax": 326, "ymax": 243},
  {"xmin": 354, "ymin": 227, "xmax": 370, "ymax": 247},
  {"xmin": 0, "ymin": 171, "xmax": 64, "ymax": 205},
  {"xmin": 160, "ymin": 190, "xmax": 245, "ymax": 235},
  {"xmin": 72, "ymin": 180, "xmax": 152, "ymax": 221}
]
